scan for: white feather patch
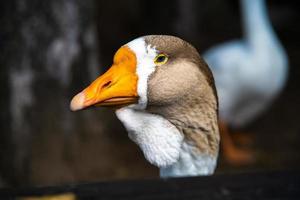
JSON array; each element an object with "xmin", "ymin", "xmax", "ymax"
[
  {"xmin": 126, "ymin": 37, "xmax": 157, "ymax": 109},
  {"xmin": 160, "ymin": 142, "xmax": 217, "ymax": 177},
  {"xmin": 116, "ymin": 107, "xmax": 184, "ymax": 167}
]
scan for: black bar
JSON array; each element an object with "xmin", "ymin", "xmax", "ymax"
[{"xmin": 0, "ymin": 171, "xmax": 299, "ymax": 200}]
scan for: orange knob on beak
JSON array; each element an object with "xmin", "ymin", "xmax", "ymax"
[{"xmin": 70, "ymin": 46, "xmax": 139, "ymax": 111}]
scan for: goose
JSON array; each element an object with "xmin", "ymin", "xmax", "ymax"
[
  {"xmin": 70, "ymin": 35, "xmax": 220, "ymax": 177},
  {"xmin": 203, "ymin": 0, "xmax": 288, "ymax": 164}
]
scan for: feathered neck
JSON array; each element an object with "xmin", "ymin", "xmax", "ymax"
[
  {"xmin": 146, "ymin": 85, "xmax": 220, "ymax": 177},
  {"xmin": 159, "ymin": 141, "xmax": 218, "ymax": 177},
  {"xmin": 241, "ymin": 0, "xmax": 278, "ymax": 49},
  {"xmin": 116, "ymin": 104, "xmax": 219, "ymax": 177}
]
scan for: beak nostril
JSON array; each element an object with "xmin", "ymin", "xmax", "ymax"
[{"xmin": 102, "ymin": 81, "xmax": 112, "ymax": 89}]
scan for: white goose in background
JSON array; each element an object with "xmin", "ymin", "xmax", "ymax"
[
  {"xmin": 70, "ymin": 35, "xmax": 220, "ymax": 177},
  {"xmin": 203, "ymin": 0, "xmax": 288, "ymax": 164}
]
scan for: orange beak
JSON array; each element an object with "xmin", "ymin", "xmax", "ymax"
[{"xmin": 70, "ymin": 47, "xmax": 138, "ymax": 111}]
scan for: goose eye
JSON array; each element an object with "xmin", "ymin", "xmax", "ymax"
[{"xmin": 154, "ymin": 54, "xmax": 168, "ymax": 65}]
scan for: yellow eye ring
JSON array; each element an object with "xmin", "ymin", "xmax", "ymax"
[{"xmin": 154, "ymin": 53, "xmax": 168, "ymax": 66}]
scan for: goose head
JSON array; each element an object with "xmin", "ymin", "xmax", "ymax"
[{"xmin": 70, "ymin": 35, "xmax": 220, "ymax": 177}]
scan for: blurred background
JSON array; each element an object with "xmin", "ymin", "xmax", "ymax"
[{"xmin": 0, "ymin": 0, "xmax": 299, "ymax": 187}]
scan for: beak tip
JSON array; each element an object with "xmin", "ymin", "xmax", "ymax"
[{"xmin": 70, "ymin": 92, "xmax": 85, "ymax": 111}]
